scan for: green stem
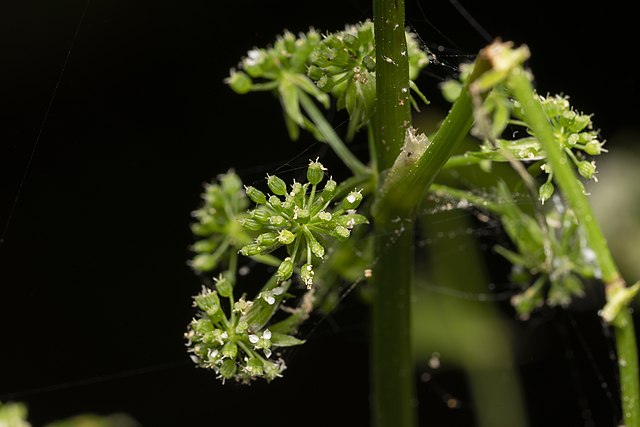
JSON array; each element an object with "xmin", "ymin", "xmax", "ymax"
[
  {"xmin": 371, "ymin": 223, "xmax": 416, "ymax": 427},
  {"xmin": 298, "ymin": 91, "xmax": 370, "ymax": 177},
  {"xmin": 373, "ymin": 0, "xmax": 411, "ymax": 172},
  {"xmin": 372, "ymin": 55, "xmax": 491, "ymax": 224},
  {"xmin": 508, "ymin": 67, "xmax": 639, "ymax": 427},
  {"xmin": 371, "ymin": 0, "xmax": 414, "ymax": 425}
]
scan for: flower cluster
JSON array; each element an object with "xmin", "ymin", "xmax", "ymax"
[
  {"xmin": 240, "ymin": 159, "xmax": 368, "ymax": 289},
  {"xmin": 306, "ymin": 21, "xmax": 429, "ymax": 139},
  {"xmin": 225, "ymin": 21, "xmax": 430, "ymax": 142},
  {"xmin": 185, "ymin": 162, "xmax": 368, "ymax": 382},
  {"xmin": 517, "ymin": 95, "xmax": 605, "ymax": 203},
  {"xmin": 441, "ymin": 70, "xmax": 606, "ymax": 204},
  {"xmin": 189, "ymin": 170, "xmax": 250, "ymax": 273},
  {"xmin": 185, "ymin": 275, "xmax": 304, "ymax": 384},
  {"xmin": 491, "ymin": 182, "xmax": 597, "ymax": 319}
]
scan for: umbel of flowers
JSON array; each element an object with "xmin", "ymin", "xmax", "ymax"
[{"xmin": 185, "ymin": 160, "xmax": 368, "ymax": 383}]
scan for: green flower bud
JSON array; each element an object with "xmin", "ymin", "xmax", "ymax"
[
  {"xmin": 267, "ymin": 175, "xmax": 287, "ymax": 196},
  {"xmin": 321, "ymin": 179, "xmax": 337, "ymax": 201},
  {"xmin": 567, "ymin": 114, "xmax": 591, "ymax": 133},
  {"xmin": 269, "ymin": 215, "xmax": 287, "ymax": 227},
  {"xmin": 238, "ymin": 217, "xmax": 262, "ymax": 232},
  {"xmin": 239, "ymin": 243, "xmax": 263, "ymax": 256},
  {"xmin": 215, "ymin": 275, "xmax": 233, "ymax": 298},
  {"xmin": 263, "ymin": 359, "xmax": 285, "ymax": 381},
  {"xmin": 584, "ymin": 140, "xmax": 602, "ymax": 155},
  {"xmin": 276, "ymin": 257, "xmax": 294, "ymax": 281},
  {"xmin": 221, "ymin": 341, "xmax": 238, "ymax": 359},
  {"xmin": 220, "ymin": 171, "xmax": 243, "ymax": 195},
  {"xmin": 538, "ymin": 181, "xmax": 555, "ymax": 205},
  {"xmin": 226, "ymin": 70, "xmax": 253, "ymax": 94},
  {"xmin": 317, "ymin": 211, "xmax": 332, "ymax": 221},
  {"xmin": 567, "ymin": 133, "xmax": 579, "ymax": 147},
  {"xmin": 294, "ymin": 207, "xmax": 310, "ymax": 223},
  {"xmin": 268, "ymin": 195, "xmax": 282, "ymax": 207},
  {"xmin": 194, "ymin": 289, "xmax": 224, "ymax": 322},
  {"xmin": 342, "ymin": 190, "xmax": 363, "ymax": 210},
  {"xmin": 246, "ymin": 357, "xmax": 264, "ymax": 376},
  {"xmin": 307, "ymin": 65, "xmax": 324, "ymax": 80},
  {"xmin": 577, "ymin": 160, "xmax": 597, "ymax": 180},
  {"xmin": 257, "ymin": 232, "xmax": 279, "ymax": 246},
  {"xmin": 194, "ymin": 288, "xmax": 221, "ymax": 312},
  {"xmin": 282, "ymin": 31, "xmax": 296, "ymax": 53},
  {"xmin": 278, "ymin": 229, "xmax": 296, "ymax": 245},
  {"xmin": 290, "ymin": 181, "xmax": 303, "ymax": 196},
  {"xmin": 191, "ymin": 239, "xmax": 217, "ymax": 253},
  {"xmin": 332, "ymin": 225, "xmax": 350, "ymax": 242},
  {"xmin": 190, "ymin": 253, "xmax": 218, "ymax": 272},
  {"xmin": 316, "ymin": 75, "xmax": 334, "ymax": 92},
  {"xmin": 307, "ymin": 234, "xmax": 325, "ymax": 259},
  {"xmin": 219, "ymin": 358, "xmax": 237, "ymax": 379},
  {"xmin": 245, "ymin": 186, "xmax": 267, "ymax": 204},
  {"xmin": 250, "ymin": 208, "xmax": 272, "ymax": 224},
  {"xmin": 307, "ymin": 159, "xmax": 326, "ymax": 185}
]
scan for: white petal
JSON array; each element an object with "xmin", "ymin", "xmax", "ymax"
[
  {"xmin": 248, "ymin": 334, "xmax": 259, "ymax": 344},
  {"xmin": 263, "ymin": 329, "xmax": 272, "ymax": 340}
]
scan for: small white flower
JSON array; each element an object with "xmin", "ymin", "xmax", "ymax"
[{"xmin": 244, "ymin": 49, "xmax": 263, "ymax": 67}]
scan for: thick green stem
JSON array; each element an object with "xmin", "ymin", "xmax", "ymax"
[
  {"xmin": 373, "ymin": 0, "xmax": 411, "ymax": 173},
  {"xmin": 371, "ymin": 0, "xmax": 415, "ymax": 425},
  {"xmin": 371, "ymin": 226, "xmax": 416, "ymax": 427},
  {"xmin": 298, "ymin": 91, "xmax": 370, "ymax": 177},
  {"xmin": 508, "ymin": 67, "xmax": 640, "ymax": 427}
]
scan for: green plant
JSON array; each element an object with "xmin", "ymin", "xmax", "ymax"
[{"xmin": 184, "ymin": 2, "xmax": 639, "ymax": 425}]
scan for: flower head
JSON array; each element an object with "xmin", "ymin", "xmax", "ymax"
[
  {"xmin": 238, "ymin": 162, "xmax": 368, "ymax": 288},
  {"xmin": 189, "ymin": 171, "xmax": 250, "ymax": 273}
]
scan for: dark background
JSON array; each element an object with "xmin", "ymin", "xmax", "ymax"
[{"xmin": 1, "ymin": 1, "xmax": 638, "ymax": 426}]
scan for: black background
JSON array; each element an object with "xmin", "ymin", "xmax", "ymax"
[{"xmin": 1, "ymin": 1, "xmax": 638, "ymax": 426}]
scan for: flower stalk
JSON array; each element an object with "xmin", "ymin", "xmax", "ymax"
[
  {"xmin": 507, "ymin": 66, "xmax": 640, "ymax": 427},
  {"xmin": 370, "ymin": 0, "xmax": 415, "ymax": 424}
]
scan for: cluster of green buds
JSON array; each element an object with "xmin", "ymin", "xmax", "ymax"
[
  {"xmin": 225, "ymin": 28, "xmax": 329, "ymax": 141},
  {"xmin": 185, "ymin": 161, "xmax": 368, "ymax": 382},
  {"xmin": 517, "ymin": 95, "xmax": 605, "ymax": 203},
  {"xmin": 225, "ymin": 22, "xmax": 430, "ymax": 142},
  {"xmin": 305, "ymin": 21, "xmax": 429, "ymax": 139},
  {"xmin": 185, "ymin": 273, "xmax": 305, "ymax": 384},
  {"xmin": 188, "ymin": 170, "xmax": 250, "ymax": 273},
  {"xmin": 490, "ymin": 182, "xmax": 597, "ymax": 319},
  {"xmin": 441, "ymin": 66, "xmax": 606, "ymax": 205},
  {"xmin": 240, "ymin": 159, "xmax": 368, "ymax": 289}
]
